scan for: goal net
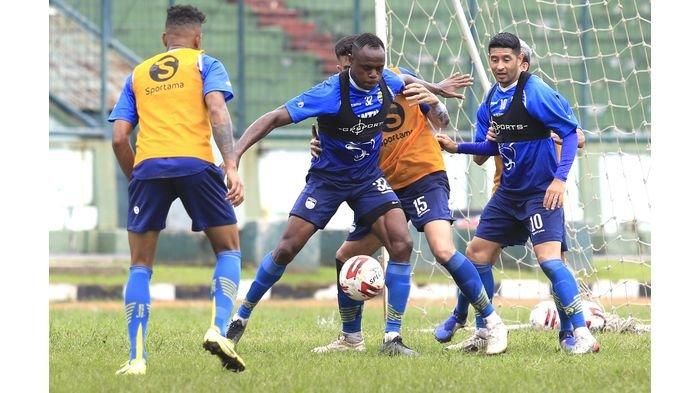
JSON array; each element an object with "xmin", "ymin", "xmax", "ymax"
[{"xmin": 379, "ymin": 0, "xmax": 651, "ymax": 331}]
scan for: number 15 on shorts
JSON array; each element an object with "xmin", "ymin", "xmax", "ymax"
[{"xmin": 414, "ymin": 196, "xmax": 430, "ymax": 217}]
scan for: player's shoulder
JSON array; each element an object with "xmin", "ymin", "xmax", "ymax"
[{"xmin": 524, "ymin": 74, "xmax": 556, "ymax": 95}]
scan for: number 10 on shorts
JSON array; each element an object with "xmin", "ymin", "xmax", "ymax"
[{"xmin": 529, "ymin": 213, "xmax": 543, "ymax": 232}]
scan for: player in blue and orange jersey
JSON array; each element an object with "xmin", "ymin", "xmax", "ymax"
[
  {"xmin": 225, "ymin": 33, "xmax": 474, "ymax": 356},
  {"xmin": 436, "ymin": 32, "xmax": 600, "ymax": 354},
  {"xmin": 308, "ymin": 35, "xmax": 508, "ymax": 356},
  {"xmin": 109, "ymin": 5, "xmax": 245, "ymax": 375},
  {"xmin": 435, "ymin": 40, "xmax": 587, "ymax": 354}
]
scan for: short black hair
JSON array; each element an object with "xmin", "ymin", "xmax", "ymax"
[
  {"xmin": 335, "ymin": 35, "xmax": 358, "ymax": 59},
  {"xmin": 488, "ymin": 32, "xmax": 520, "ymax": 54},
  {"xmin": 166, "ymin": 4, "xmax": 206, "ymax": 28},
  {"xmin": 352, "ymin": 33, "xmax": 385, "ymax": 56}
]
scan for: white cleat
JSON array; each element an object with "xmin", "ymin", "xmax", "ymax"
[
  {"xmin": 484, "ymin": 322, "xmax": 508, "ymax": 355},
  {"xmin": 115, "ymin": 359, "xmax": 146, "ymax": 376},
  {"xmin": 571, "ymin": 333, "xmax": 601, "ymax": 355},
  {"xmin": 312, "ymin": 333, "xmax": 366, "ymax": 353},
  {"xmin": 445, "ymin": 329, "xmax": 488, "ymax": 352}
]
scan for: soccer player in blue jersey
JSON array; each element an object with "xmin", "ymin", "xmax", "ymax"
[
  {"xmin": 109, "ymin": 5, "xmax": 246, "ymax": 374},
  {"xmin": 225, "ymin": 33, "xmax": 467, "ymax": 356},
  {"xmin": 308, "ymin": 35, "xmax": 508, "ymax": 356},
  {"xmin": 435, "ymin": 40, "xmax": 587, "ymax": 353},
  {"xmin": 435, "ymin": 32, "xmax": 600, "ymax": 354}
]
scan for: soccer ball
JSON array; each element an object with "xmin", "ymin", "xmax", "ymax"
[
  {"xmin": 529, "ymin": 299, "xmax": 607, "ymax": 331},
  {"xmin": 339, "ymin": 255, "xmax": 385, "ymax": 301}
]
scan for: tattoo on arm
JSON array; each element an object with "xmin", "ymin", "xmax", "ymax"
[
  {"xmin": 427, "ymin": 102, "xmax": 450, "ymax": 129},
  {"xmin": 212, "ymin": 117, "xmax": 236, "ymax": 163}
]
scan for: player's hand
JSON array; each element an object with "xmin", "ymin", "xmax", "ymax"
[
  {"xmin": 544, "ymin": 178, "xmax": 565, "ymax": 210},
  {"xmin": 310, "ymin": 137, "xmax": 322, "ymax": 158},
  {"xmin": 435, "ymin": 133, "xmax": 458, "ymax": 153},
  {"xmin": 550, "ymin": 131, "xmax": 563, "ymax": 145},
  {"xmin": 436, "ymin": 72, "xmax": 474, "ymax": 99},
  {"xmin": 486, "ymin": 126, "xmax": 498, "ymax": 142},
  {"xmin": 403, "ymin": 83, "xmax": 439, "ymax": 106},
  {"xmin": 224, "ymin": 166, "xmax": 245, "ymax": 207}
]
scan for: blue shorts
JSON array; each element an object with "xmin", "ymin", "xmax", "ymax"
[
  {"xmin": 290, "ymin": 172, "xmax": 401, "ymax": 229},
  {"xmin": 127, "ymin": 165, "xmax": 237, "ymax": 233},
  {"xmin": 347, "ymin": 171, "xmax": 453, "ymax": 241},
  {"xmin": 475, "ymin": 191, "xmax": 566, "ymax": 247}
]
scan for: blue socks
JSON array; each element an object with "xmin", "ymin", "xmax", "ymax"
[
  {"xmin": 210, "ymin": 250, "xmax": 242, "ymax": 333},
  {"xmin": 384, "ymin": 261, "xmax": 412, "ymax": 333},
  {"xmin": 238, "ymin": 252, "xmax": 286, "ymax": 319},
  {"xmin": 124, "ymin": 265, "xmax": 152, "ymax": 360},
  {"xmin": 541, "ymin": 259, "xmax": 585, "ymax": 329},
  {"xmin": 444, "ymin": 252, "xmax": 494, "ymax": 323},
  {"xmin": 336, "ymin": 259, "xmax": 364, "ymax": 333},
  {"xmin": 473, "ymin": 263, "xmax": 494, "ymax": 329}
]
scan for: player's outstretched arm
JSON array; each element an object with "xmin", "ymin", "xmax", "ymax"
[
  {"xmin": 233, "ymin": 106, "xmax": 293, "ymax": 166},
  {"xmin": 401, "ymin": 72, "xmax": 473, "ymax": 99},
  {"xmin": 206, "ymin": 91, "xmax": 244, "ymax": 206},
  {"xmin": 112, "ymin": 120, "xmax": 135, "ymax": 180},
  {"xmin": 403, "ymin": 83, "xmax": 449, "ymax": 129}
]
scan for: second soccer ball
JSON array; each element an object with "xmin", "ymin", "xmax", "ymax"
[{"xmin": 339, "ymin": 255, "xmax": 385, "ymax": 301}]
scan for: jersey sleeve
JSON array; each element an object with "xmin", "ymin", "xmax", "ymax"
[
  {"xmin": 200, "ymin": 55, "xmax": 234, "ymax": 102},
  {"xmin": 108, "ymin": 74, "xmax": 138, "ymax": 125},
  {"xmin": 284, "ymin": 76, "xmax": 341, "ymax": 123},
  {"xmin": 474, "ymin": 100, "xmax": 490, "ymax": 142},
  {"xmin": 524, "ymin": 76, "xmax": 578, "ymax": 138},
  {"xmin": 382, "ymin": 68, "xmax": 405, "ymax": 97}
]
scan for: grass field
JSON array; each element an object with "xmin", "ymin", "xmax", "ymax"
[
  {"xmin": 50, "ymin": 300, "xmax": 650, "ymax": 392},
  {"xmin": 49, "ymin": 259, "xmax": 651, "ymax": 286}
]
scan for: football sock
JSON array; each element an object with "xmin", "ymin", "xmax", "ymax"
[
  {"xmin": 384, "ymin": 261, "xmax": 412, "ymax": 333},
  {"xmin": 124, "ymin": 265, "xmax": 152, "ymax": 361},
  {"xmin": 444, "ymin": 252, "xmax": 494, "ymax": 321},
  {"xmin": 473, "ymin": 262, "xmax": 494, "ymax": 329},
  {"xmin": 210, "ymin": 250, "xmax": 241, "ymax": 334},
  {"xmin": 553, "ymin": 293, "xmax": 574, "ymax": 333},
  {"xmin": 541, "ymin": 259, "xmax": 585, "ymax": 329},
  {"xmin": 336, "ymin": 259, "xmax": 364, "ymax": 334},
  {"xmin": 453, "ymin": 290, "xmax": 468, "ymax": 324},
  {"xmin": 237, "ymin": 252, "xmax": 285, "ymax": 319}
]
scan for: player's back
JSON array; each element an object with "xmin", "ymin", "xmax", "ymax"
[
  {"xmin": 379, "ymin": 67, "xmax": 445, "ymax": 190},
  {"xmin": 131, "ymin": 48, "xmax": 214, "ymax": 166}
]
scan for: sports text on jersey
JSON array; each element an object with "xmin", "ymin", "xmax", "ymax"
[
  {"xmin": 144, "ymin": 81, "xmax": 185, "ymax": 96},
  {"xmin": 340, "ymin": 120, "xmax": 385, "ymax": 135}
]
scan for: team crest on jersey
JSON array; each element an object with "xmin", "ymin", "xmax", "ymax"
[
  {"xmin": 499, "ymin": 143, "xmax": 517, "ymax": 171},
  {"xmin": 297, "ymin": 100, "xmax": 304, "ymax": 108},
  {"xmin": 377, "ymin": 91, "xmax": 383, "ymax": 103},
  {"xmin": 305, "ymin": 197, "xmax": 317, "ymax": 209}
]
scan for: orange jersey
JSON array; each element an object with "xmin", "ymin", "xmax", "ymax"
[
  {"xmin": 131, "ymin": 48, "xmax": 214, "ymax": 166},
  {"xmin": 379, "ymin": 67, "xmax": 445, "ymax": 190}
]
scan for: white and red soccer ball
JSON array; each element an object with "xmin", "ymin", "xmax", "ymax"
[
  {"xmin": 339, "ymin": 255, "xmax": 385, "ymax": 301},
  {"xmin": 529, "ymin": 299, "xmax": 606, "ymax": 331}
]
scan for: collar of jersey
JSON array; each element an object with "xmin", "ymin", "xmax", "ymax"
[
  {"xmin": 497, "ymin": 79, "xmax": 518, "ymax": 93},
  {"xmin": 349, "ymin": 73, "xmax": 373, "ymax": 93}
]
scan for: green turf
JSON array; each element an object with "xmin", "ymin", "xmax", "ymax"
[
  {"xmin": 49, "ymin": 258, "xmax": 651, "ymax": 287},
  {"xmin": 50, "ymin": 302, "xmax": 650, "ymax": 392}
]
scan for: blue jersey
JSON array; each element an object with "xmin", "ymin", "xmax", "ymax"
[
  {"xmin": 108, "ymin": 52, "xmax": 234, "ymax": 179},
  {"xmin": 285, "ymin": 69, "xmax": 404, "ymax": 183},
  {"xmin": 475, "ymin": 74, "xmax": 578, "ymax": 197}
]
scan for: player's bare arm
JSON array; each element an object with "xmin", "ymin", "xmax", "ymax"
[
  {"xmin": 233, "ymin": 106, "xmax": 293, "ymax": 166},
  {"xmin": 403, "ymin": 83, "xmax": 450, "ymax": 129},
  {"xmin": 112, "ymin": 120, "xmax": 135, "ymax": 180},
  {"xmin": 206, "ymin": 91, "xmax": 245, "ymax": 206},
  {"xmin": 550, "ymin": 128, "xmax": 585, "ymax": 148},
  {"xmin": 400, "ymin": 72, "xmax": 473, "ymax": 99}
]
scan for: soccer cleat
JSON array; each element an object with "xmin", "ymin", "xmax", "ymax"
[
  {"xmin": 559, "ymin": 330, "xmax": 576, "ymax": 353},
  {"xmin": 226, "ymin": 319, "xmax": 247, "ymax": 344},
  {"xmin": 571, "ymin": 333, "xmax": 601, "ymax": 355},
  {"xmin": 445, "ymin": 329, "xmax": 488, "ymax": 352},
  {"xmin": 311, "ymin": 333, "xmax": 366, "ymax": 353},
  {"xmin": 484, "ymin": 322, "xmax": 508, "ymax": 355},
  {"xmin": 203, "ymin": 327, "xmax": 246, "ymax": 372},
  {"xmin": 433, "ymin": 314, "xmax": 465, "ymax": 343},
  {"xmin": 379, "ymin": 336, "xmax": 419, "ymax": 357},
  {"xmin": 115, "ymin": 359, "xmax": 146, "ymax": 375}
]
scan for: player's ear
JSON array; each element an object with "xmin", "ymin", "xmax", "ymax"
[
  {"xmin": 161, "ymin": 32, "xmax": 167, "ymax": 48},
  {"xmin": 194, "ymin": 33, "xmax": 202, "ymax": 50},
  {"xmin": 336, "ymin": 64, "xmax": 342, "ymax": 72}
]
